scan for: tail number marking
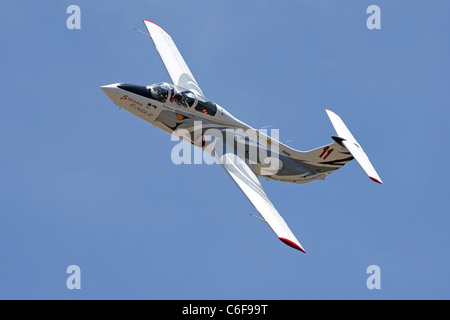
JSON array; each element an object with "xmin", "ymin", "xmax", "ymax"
[{"xmin": 319, "ymin": 146, "xmax": 334, "ymax": 160}]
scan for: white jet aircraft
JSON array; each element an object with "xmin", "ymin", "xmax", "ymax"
[{"xmin": 101, "ymin": 20, "xmax": 383, "ymax": 253}]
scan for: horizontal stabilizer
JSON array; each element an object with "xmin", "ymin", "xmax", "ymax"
[{"xmin": 326, "ymin": 109, "xmax": 383, "ymax": 184}]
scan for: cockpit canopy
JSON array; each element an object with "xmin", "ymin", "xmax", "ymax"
[
  {"xmin": 117, "ymin": 82, "xmax": 217, "ymax": 116},
  {"xmin": 149, "ymin": 83, "xmax": 195, "ymax": 107},
  {"xmin": 149, "ymin": 82, "xmax": 217, "ymax": 116}
]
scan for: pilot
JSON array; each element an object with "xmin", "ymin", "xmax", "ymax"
[
  {"xmin": 150, "ymin": 85, "xmax": 168, "ymax": 102},
  {"xmin": 172, "ymin": 92, "xmax": 183, "ymax": 104}
]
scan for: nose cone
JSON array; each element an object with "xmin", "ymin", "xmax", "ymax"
[{"xmin": 100, "ymin": 83, "xmax": 118, "ymax": 101}]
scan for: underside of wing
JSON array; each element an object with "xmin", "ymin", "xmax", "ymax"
[
  {"xmin": 143, "ymin": 20, "xmax": 204, "ymax": 97},
  {"xmin": 218, "ymin": 152, "xmax": 306, "ymax": 253}
]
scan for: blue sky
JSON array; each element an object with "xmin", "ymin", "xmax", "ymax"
[{"xmin": 0, "ymin": 0, "xmax": 449, "ymax": 299}]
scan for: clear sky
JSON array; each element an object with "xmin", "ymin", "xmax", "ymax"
[{"xmin": 0, "ymin": 0, "xmax": 449, "ymax": 299}]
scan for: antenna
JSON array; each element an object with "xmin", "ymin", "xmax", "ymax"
[
  {"xmin": 134, "ymin": 28, "xmax": 152, "ymax": 39},
  {"xmin": 248, "ymin": 213, "xmax": 267, "ymax": 224}
]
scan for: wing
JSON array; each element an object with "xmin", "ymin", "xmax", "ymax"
[
  {"xmin": 218, "ymin": 152, "xmax": 306, "ymax": 253},
  {"xmin": 143, "ymin": 20, "xmax": 204, "ymax": 97}
]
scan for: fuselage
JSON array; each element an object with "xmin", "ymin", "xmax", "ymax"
[{"xmin": 101, "ymin": 82, "xmax": 326, "ymax": 184}]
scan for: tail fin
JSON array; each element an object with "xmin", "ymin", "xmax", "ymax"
[
  {"xmin": 325, "ymin": 109, "xmax": 383, "ymax": 184},
  {"xmin": 285, "ymin": 138, "xmax": 354, "ymax": 179}
]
